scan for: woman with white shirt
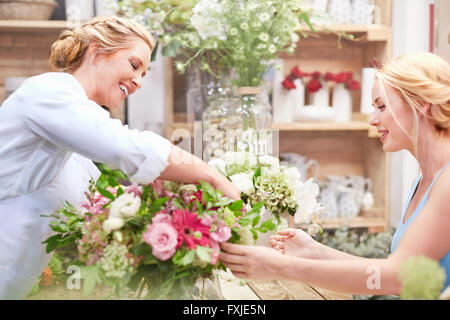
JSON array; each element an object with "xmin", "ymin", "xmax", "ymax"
[{"xmin": 0, "ymin": 16, "xmax": 240, "ymax": 299}]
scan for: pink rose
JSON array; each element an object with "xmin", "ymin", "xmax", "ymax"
[
  {"xmin": 210, "ymin": 225, "xmax": 231, "ymax": 243},
  {"xmin": 143, "ymin": 222, "xmax": 178, "ymax": 261},
  {"xmin": 152, "ymin": 213, "xmax": 172, "ymax": 224}
]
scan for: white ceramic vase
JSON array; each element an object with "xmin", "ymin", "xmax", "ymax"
[
  {"xmin": 272, "ymin": 68, "xmax": 294, "ymax": 123},
  {"xmin": 332, "ymin": 83, "xmax": 352, "ymax": 122},
  {"xmin": 310, "ymin": 80, "xmax": 329, "ymax": 107},
  {"xmin": 292, "ymin": 78, "xmax": 305, "ymax": 120},
  {"xmin": 360, "ymin": 67, "xmax": 376, "ymax": 114}
]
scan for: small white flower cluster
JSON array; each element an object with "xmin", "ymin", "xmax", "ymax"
[
  {"xmin": 103, "ymin": 193, "xmax": 141, "ymax": 233},
  {"xmin": 99, "ymin": 242, "xmax": 134, "ymax": 279},
  {"xmin": 190, "ymin": 0, "xmax": 227, "ymax": 41},
  {"xmin": 208, "ymin": 151, "xmax": 323, "ymax": 225}
]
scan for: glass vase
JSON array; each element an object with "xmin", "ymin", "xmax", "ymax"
[
  {"xmin": 201, "ymin": 74, "xmax": 236, "ymax": 162},
  {"xmin": 224, "ymin": 87, "xmax": 273, "ymax": 157}
]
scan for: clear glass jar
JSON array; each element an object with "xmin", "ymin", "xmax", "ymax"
[
  {"xmin": 224, "ymin": 87, "xmax": 273, "ymax": 156},
  {"xmin": 201, "ymin": 74, "xmax": 236, "ymax": 162}
]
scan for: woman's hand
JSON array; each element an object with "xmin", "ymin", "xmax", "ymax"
[
  {"xmin": 269, "ymin": 228, "xmax": 320, "ymax": 259},
  {"xmin": 219, "ymin": 242, "xmax": 283, "ymax": 280},
  {"xmin": 210, "ymin": 169, "xmax": 241, "ymax": 200},
  {"xmin": 160, "ymin": 145, "xmax": 241, "ymax": 200}
]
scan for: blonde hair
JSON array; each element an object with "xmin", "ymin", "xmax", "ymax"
[
  {"xmin": 375, "ymin": 52, "xmax": 450, "ymax": 151},
  {"xmin": 49, "ymin": 16, "xmax": 156, "ymax": 73}
]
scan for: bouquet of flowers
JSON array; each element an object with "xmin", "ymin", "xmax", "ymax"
[
  {"xmin": 114, "ymin": 0, "xmax": 317, "ymax": 84},
  {"xmin": 186, "ymin": 0, "xmax": 316, "ymax": 87},
  {"xmin": 208, "ymin": 151, "xmax": 323, "ymax": 235},
  {"xmin": 42, "ymin": 169, "xmax": 271, "ymax": 299}
]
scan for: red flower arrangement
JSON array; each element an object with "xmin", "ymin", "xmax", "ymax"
[{"xmin": 282, "ymin": 67, "xmax": 360, "ymax": 93}]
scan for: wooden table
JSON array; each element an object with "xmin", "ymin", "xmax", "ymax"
[
  {"xmin": 220, "ymin": 278, "xmax": 352, "ymax": 300},
  {"xmin": 27, "ymin": 277, "xmax": 352, "ymax": 300}
]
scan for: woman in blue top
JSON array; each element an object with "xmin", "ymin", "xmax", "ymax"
[{"xmin": 219, "ymin": 52, "xmax": 450, "ymax": 296}]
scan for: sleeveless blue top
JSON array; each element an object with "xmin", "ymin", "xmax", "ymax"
[{"xmin": 391, "ymin": 163, "xmax": 450, "ymax": 290}]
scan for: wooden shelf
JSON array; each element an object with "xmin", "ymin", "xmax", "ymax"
[
  {"xmin": 319, "ymin": 216, "xmax": 386, "ymax": 230},
  {"xmin": 169, "ymin": 120, "xmax": 381, "ymax": 138},
  {"xmin": 299, "ymin": 24, "xmax": 391, "ymax": 42},
  {"xmin": 272, "ymin": 121, "xmax": 370, "ymax": 131},
  {"xmin": 0, "ymin": 20, "xmax": 70, "ymax": 32}
]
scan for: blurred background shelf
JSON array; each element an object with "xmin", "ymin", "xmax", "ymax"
[{"xmin": 0, "ymin": 20, "xmax": 69, "ymax": 31}]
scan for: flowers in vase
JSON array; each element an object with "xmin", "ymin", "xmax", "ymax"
[
  {"xmin": 282, "ymin": 68, "xmax": 361, "ymax": 93},
  {"xmin": 185, "ymin": 0, "xmax": 319, "ymax": 87}
]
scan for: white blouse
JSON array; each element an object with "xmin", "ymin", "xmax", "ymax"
[{"xmin": 0, "ymin": 72, "xmax": 172, "ymax": 299}]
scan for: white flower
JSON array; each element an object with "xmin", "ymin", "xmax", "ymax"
[
  {"xmin": 223, "ymin": 151, "xmax": 257, "ymax": 167},
  {"xmin": 175, "ymin": 61, "xmax": 185, "ymax": 73},
  {"xmin": 291, "ymin": 33, "xmax": 300, "ymax": 43},
  {"xmin": 230, "ymin": 172, "xmax": 255, "ymax": 194},
  {"xmin": 208, "ymin": 157, "xmax": 227, "ymax": 174},
  {"xmin": 103, "ymin": 218, "xmax": 125, "ymax": 233},
  {"xmin": 268, "ymin": 44, "xmax": 277, "ymax": 54},
  {"xmin": 294, "ymin": 178, "xmax": 322, "ymax": 224},
  {"xmin": 282, "ymin": 166, "xmax": 302, "ymax": 182},
  {"xmin": 307, "ymin": 223, "xmax": 321, "ymax": 237},
  {"xmin": 240, "ymin": 22, "xmax": 249, "ymax": 30},
  {"xmin": 191, "ymin": 0, "xmax": 227, "ymax": 40},
  {"xmin": 110, "ymin": 193, "xmax": 141, "ymax": 219},
  {"xmin": 258, "ymin": 155, "xmax": 280, "ymax": 168},
  {"xmin": 258, "ymin": 32, "xmax": 269, "ymax": 42},
  {"xmin": 230, "ymin": 28, "xmax": 238, "ymax": 36},
  {"xmin": 258, "ymin": 12, "xmax": 271, "ymax": 22}
]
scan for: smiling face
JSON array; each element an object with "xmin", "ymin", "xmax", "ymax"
[
  {"xmin": 91, "ymin": 37, "xmax": 151, "ymax": 108},
  {"xmin": 369, "ymin": 78, "xmax": 416, "ymax": 153}
]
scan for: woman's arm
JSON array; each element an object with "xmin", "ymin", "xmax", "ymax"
[
  {"xmin": 220, "ymin": 167, "xmax": 450, "ymax": 295},
  {"xmin": 22, "ymin": 82, "xmax": 239, "ymax": 199},
  {"xmin": 220, "ymin": 242, "xmax": 402, "ymax": 295},
  {"xmin": 159, "ymin": 144, "xmax": 240, "ymax": 200}
]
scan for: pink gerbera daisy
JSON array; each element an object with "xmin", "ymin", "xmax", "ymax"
[{"xmin": 172, "ymin": 209, "xmax": 210, "ymax": 250}]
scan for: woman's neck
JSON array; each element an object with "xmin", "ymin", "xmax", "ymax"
[
  {"xmin": 415, "ymin": 125, "xmax": 450, "ymax": 182},
  {"xmin": 71, "ymin": 65, "xmax": 100, "ymax": 104}
]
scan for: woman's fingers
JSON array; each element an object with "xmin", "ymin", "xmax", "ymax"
[
  {"xmin": 220, "ymin": 242, "xmax": 249, "ymax": 254},
  {"xmin": 277, "ymin": 228, "xmax": 298, "ymax": 237},
  {"xmin": 221, "ymin": 262, "xmax": 247, "ymax": 273},
  {"xmin": 219, "ymin": 251, "xmax": 246, "ymax": 265}
]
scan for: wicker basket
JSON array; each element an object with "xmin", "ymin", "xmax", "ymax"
[{"xmin": 0, "ymin": 0, "xmax": 57, "ymax": 20}]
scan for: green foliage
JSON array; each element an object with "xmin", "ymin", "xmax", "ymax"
[
  {"xmin": 399, "ymin": 256, "xmax": 446, "ymax": 300},
  {"xmin": 317, "ymin": 226, "xmax": 395, "ymax": 259},
  {"xmin": 94, "ymin": 162, "xmax": 129, "ymax": 189}
]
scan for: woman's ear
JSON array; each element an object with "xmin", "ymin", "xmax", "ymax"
[{"xmin": 87, "ymin": 43, "xmax": 101, "ymax": 66}]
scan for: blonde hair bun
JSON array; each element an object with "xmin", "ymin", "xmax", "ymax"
[{"xmin": 49, "ymin": 16, "xmax": 155, "ymax": 73}]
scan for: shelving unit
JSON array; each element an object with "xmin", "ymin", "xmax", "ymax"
[
  {"xmin": 0, "ymin": 19, "xmax": 125, "ymax": 120},
  {"xmin": 165, "ymin": 0, "xmax": 392, "ymax": 233},
  {"xmin": 0, "ymin": 0, "xmax": 392, "ymax": 233}
]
